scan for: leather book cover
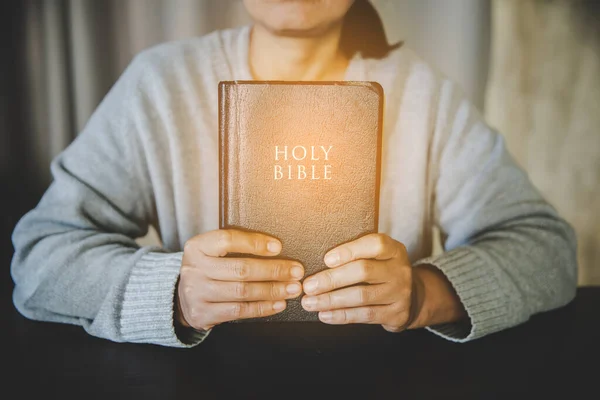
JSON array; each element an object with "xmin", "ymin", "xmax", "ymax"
[{"xmin": 219, "ymin": 81, "xmax": 383, "ymax": 322}]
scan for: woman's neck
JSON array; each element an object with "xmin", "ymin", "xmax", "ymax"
[{"xmin": 249, "ymin": 23, "xmax": 350, "ymax": 81}]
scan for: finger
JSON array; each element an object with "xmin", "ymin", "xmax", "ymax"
[
  {"xmin": 203, "ymin": 257, "xmax": 304, "ymax": 282},
  {"xmin": 202, "ymin": 281, "xmax": 302, "ymax": 302},
  {"xmin": 187, "ymin": 229, "xmax": 283, "ymax": 258},
  {"xmin": 301, "ymin": 283, "xmax": 393, "ymax": 312},
  {"xmin": 317, "ymin": 305, "xmax": 394, "ymax": 325},
  {"xmin": 303, "ymin": 259, "xmax": 388, "ymax": 295},
  {"xmin": 208, "ymin": 300, "xmax": 287, "ymax": 325},
  {"xmin": 324, "ymin": 233, "xmax": 405, "ymax": 268}
]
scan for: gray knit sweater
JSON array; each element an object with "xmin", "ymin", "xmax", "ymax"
[{"xmin": 10, "ymin": 26, "xmax": 577, "ymax": 347}]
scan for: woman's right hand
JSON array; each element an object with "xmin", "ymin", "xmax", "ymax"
[{"xmin": 175, "ymin": 229, "xmax": 304, "ymax": 331}]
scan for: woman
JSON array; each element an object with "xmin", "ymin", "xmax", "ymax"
[{"xmin": 10, "ymin": 0, "xmax": 576, "ymax": 347}]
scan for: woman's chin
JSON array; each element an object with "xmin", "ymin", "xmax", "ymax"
[
  {"xmin": 268, "ymin": 25, "xmax": 329, "ymax": 38},
  {"xmin": 261, "ymin": 18, "xmax": 342, "ymax": 38}
]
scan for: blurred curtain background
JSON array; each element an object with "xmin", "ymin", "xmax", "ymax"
[
  {"xmin": 485, "ymin": 0, "xmax": 600, "ymax": 284},
  {"xmin": 1, "ymin": 0, "xmax": 598, "ymax": 286}
]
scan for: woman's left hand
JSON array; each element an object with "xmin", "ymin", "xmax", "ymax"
[{"xmin": 301, "ymin": 233, "xmax": 466, "ymax": 332}]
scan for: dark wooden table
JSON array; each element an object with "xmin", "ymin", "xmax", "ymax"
[{"xmin": 4, "ymin": 287, "xmax": 599, "ymax": 399}]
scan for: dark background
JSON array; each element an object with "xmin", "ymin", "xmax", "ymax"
[{"xmin": 1, "ymin": 2, "xmax": 40, "ymax": 311}]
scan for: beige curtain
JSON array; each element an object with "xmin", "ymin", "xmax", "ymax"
[{"xmin": 485, "ymin": 0, "xmax": 600, "ymax": 285}]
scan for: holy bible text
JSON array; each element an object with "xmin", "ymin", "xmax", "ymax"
[{"xmin": 273, "ymin": 145, "xmax": 333, "ymax": 180}]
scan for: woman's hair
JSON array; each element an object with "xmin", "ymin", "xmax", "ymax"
[{"xmin": 339, "ymin": 0, "xmax": 402, "ymax": 59}]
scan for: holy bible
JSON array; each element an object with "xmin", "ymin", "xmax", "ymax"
[{"xmin": 219, "ymin": 81, "xmax": 383, "ymax": 322}]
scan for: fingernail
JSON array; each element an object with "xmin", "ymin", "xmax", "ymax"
[
  {"xmin": 303, "ymin": 296, "xmax": 317, "ymax": 309},
  {"xmin": 286, "ymin": 283, "xmax": 301, "ymax": 295},
  {"xmin": 304, "ymin": 279, "xmax": 318, "ymax": 293},
  {"xmin": 320, "ymin": 311, "xmax": 333, "ymax": 322},
  {"xmin": 291, "ymin": 265, "xmax": 304, "ymax": 279},
  {"xmin": 273, "ymin": 301, "xmax": 286, "ymax": 311},
  {"xmin": 267, "ymin": 240, "xmax": 281, "ymax": 253},
  {"xmin": 324, "ymin": 251, "xmax": 339, "ymax": 266}
]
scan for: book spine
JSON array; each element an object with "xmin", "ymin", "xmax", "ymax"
[
  {"xmin": 219, "ymin": 82, "xmax": 240, "ymax": 229},
  {"xmin": 218, "ymin": 82, "xmax": 229, "ymax": 229}
]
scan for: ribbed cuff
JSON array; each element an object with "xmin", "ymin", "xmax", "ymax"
[
  {"xmin": 120, "ymin": 251, "xmax": 211, "ymax": 348},
  {"xmin": 414, "ymin": 247, "xmax": 508, "ymax": 342}
]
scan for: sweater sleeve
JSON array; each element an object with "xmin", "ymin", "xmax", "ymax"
[
  {"xmin": 414, "ymin": 79, "xmax": 578, "ymax": 342},
  {"xmin": 10, "ymin": 53, "xmax": 210, "ymax": 348}
]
